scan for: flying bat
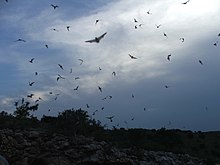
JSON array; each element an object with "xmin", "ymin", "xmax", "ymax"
[
  {"xmin": 58, "ymin": 64, "xmax": 64, "ymax": 70},
  {"xmin": 182, "ymin": 0, "xmax": 190, "ymax": 4},
  {"xmin": 28, "ymin": 81, "xmax": 35, "ymax": 86},
  {"xmin": 147, "ymin": 10, "xmax": 152, "ymax": 14},
  {"xmin": 128, "ymin": 54, "xmax": 137, "ymax": 59},
  {"xmin": 50, "ymin": 28, "xmax": 58, "ymax": 32},
  {"xmin": 199, "ymin": 60, "xmax": 203, "ymax": 65},
  {"xmin": 66, "ymin": 26, "xmax": 70, "ymax": 31},
  {"xmin": 95, "ymin": 19, "xmax": 101, "ymax": 24},
  {"xmin": 139, "ymin": 24, "xmax": 144, "ymax": 27},
  {"xmin": 54, "ymin": 94, "xmax": 60, "ymax": 100},
  {"xmin": 156, "ymin": 24, "xmax": 162, "ymax": 28},
  {"xmin": 167, "ymin": 54, "xmax": 171, "ymax": 61},
  {"xmin": 78, "ymin": 59, "xmax": 83, "ymax": 65},
  {"xmin": 85, "ymin": 32, "xmax": 107, "ymax": 43},
  {"xmin": 106, "ymin": 116, "xmax": 115, "ymax": 122},
  {"xmin": 98, "ymin": 86, "xmax": 102, "ymax": 92},
  {"xmin": 179, "ymin": 38, "xmax": 185, "ymax": 42},
  {"xmin": 15, "ymin": 38, "xmax": 26, "ymax": 42},
  {"xmin": 214, "ymin": 41, "xmax": 218, "ymax": 46},
  {"xmin": 92, "ymin": 110, "xmax": 98, "ymax": 115},
  {"xmin": 74, "ymin": 85, "xmax": 79, "ymax": 91},
  {"xmin": 163, "ymin": 32, "xmax": 168, "ymax": 38},
  {"xmin": 29, "ymin": 58, "xmax": 34, "ymax": 63},
  {"xmin": 57, "ymin": 74, "xmax": 65, "ymax": 81},
  {"xmin": 51, "ymin": 4, "xmax": 59, "ymax": 9},
  {"xmin": 27, "ymin": 94, "xmax": 34, "ymax": 98}
]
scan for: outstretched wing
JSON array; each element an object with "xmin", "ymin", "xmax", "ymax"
[
  {"xmin": 97, "ymin": 32, "xmax": 107, "ymax": 41},
  {"xmin": 85, "ymin": 38, "xmax": 96, "ymax": 43},
  {"xmin": 106, "ymin": 115, "xmax": 114, "ymax": 119}
]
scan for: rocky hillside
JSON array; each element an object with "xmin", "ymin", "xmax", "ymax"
[{"xmin": 0, "ymin": 129, "xmax": 209, "ymax": 165}]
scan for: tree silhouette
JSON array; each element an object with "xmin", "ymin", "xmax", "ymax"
[{"xmin": 14, "ymin": 99, "xmax": 39, "ymax": 119}]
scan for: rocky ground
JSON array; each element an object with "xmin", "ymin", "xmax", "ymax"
[{"xmin": 0, "ymin": 129, "xmax": 210, "ymax": 165}]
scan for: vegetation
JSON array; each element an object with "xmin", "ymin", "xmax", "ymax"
[{"xmin": 0, "ymin": 101, "xmax": 220, "ymax": 164}]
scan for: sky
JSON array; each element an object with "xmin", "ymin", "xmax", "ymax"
[{"xmin": 0, "ymin": 0, "xmax": 220, "ymax": 131}]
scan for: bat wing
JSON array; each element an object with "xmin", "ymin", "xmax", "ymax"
[
  {"xmin": 97, "ymin": 32, "xmax": 107, "ymax": 41},
  {"xmin": 85, "ymin": 38, "xmax": 96, "ymax": 43}
]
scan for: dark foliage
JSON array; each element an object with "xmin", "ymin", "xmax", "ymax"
[
  {"xmin": 14, "ymin": 99, "xmax": 39, "ymax": 119},
  {"xmin": 0, "ymin": 104, "xmax": 220, "ymax": 163},
  {"xmin": 41, "ymin": 108, "xmax": 104, "ymax": 136}
]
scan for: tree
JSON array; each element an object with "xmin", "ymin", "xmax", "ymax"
[
  {"xmin": 14, "ymin": 99, "xmax": 39, "ymax": 119},
  {"xmin": 55, "ymin": 108, "xmax": 104, "ymax": 136}
]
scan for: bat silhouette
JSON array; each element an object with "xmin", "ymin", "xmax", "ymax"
[
  {"xmin": 147, "ymin": 10, "xmax": 152, "ymax": 14},
  {"xmin": 58, "ymin": 64, "xmax": 64, "ymax": 70},
  {"xmin": 15, "ymin": 38, "xmax": 26, "ymax": 42},
  {"xmin": 106, "ymin": 116, "xmax": 115, "ymax": 122},
  {"xmin": 112, "ymin": 71, "xmax": 116, "ymax": 76},
  {"xmin": 128, "ymin": 54, "xmax": 137, "ymax": 59},
  {"xmin": 98, "ymin": 86, "xmax": 102, "ymax": 92},
  {"xmin": 78, "ymin": 59, "xmax": 83, "ymax": 65},
  {"xmin": 29, "ymin": 58, "xmax": 34, "ymax": 63},
  {"xmin": 163, "ymin": 32, "xmax": 168, "ymax": 38},
  {"xmin": 74, "ymin": 86, "xmax": 79, "ymax": 91},
  {"xmin": 29, "ymin": 81, "xmax": 35, "ymax": 86},
  {"xmin": 179, "ymin": 38, "xmax": 185, "ymax": 42},
  {"xmin": 156, "ymin": 24, "xmax": 162, "ymax": 28},
  {"xmin": 66, "ymin": 26, "xmax": 70, "ymax": 31},
  {"xmin": 85, "ymin": 32, "xmax": 107, "ymax": 43},
  {"xmin": 27, "ymin": 94, "xmax": 34, "ymax": 98},
  {"xmin": 182, "ymin": 0, "xmax": 190, "ymax": 4},
  {"xmin": 51, "ymin": 4, "xmax": 59, "ymax": 9},
  {"xmin": 167, "ymin": 54, "xmax": 171, "ymax": 61},
  {"xmin": 57, "ymin": 74, "xmax": 65, "ymax": 81},
  {"xmin": 95, "ymin": 19, "xmax": 101, "ymax": 24},
  {"xmin": 199, "ymin": 60, "xmax": 203, "ymax": 65}
]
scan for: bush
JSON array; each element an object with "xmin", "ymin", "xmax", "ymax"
[
  {"xmin": 14, "ymin": 99, "xmax": 39, "ymax": 119},
  {"xmin": 40, "ymin": 108, "xmax": 104, "ymax": 136}
]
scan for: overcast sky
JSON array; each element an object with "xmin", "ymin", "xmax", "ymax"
[{"xmin": 0, "ymin": 0, "xmax": 220, "ymax": 131}]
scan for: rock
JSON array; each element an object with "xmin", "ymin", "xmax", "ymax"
[
  {"xmin": 28, "ymin": 131, "xmax": 41, "ymax": 139},
  {"xmin": 0, "ymin": 129, "xmax": 209, "ymax": 165}
]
